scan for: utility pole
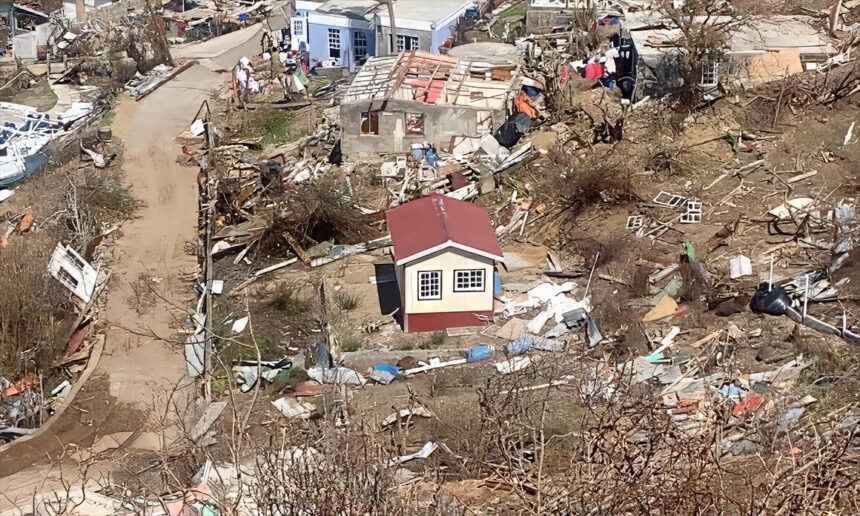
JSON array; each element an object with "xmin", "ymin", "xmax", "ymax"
[{"xmin": 385, "ymin": 0, "xmax": 396, "ymax": 54}]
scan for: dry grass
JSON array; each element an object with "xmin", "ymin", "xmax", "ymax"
[
  {"xmin": 265, "ymin": 171, "xmax": 376, "ymax": 251},
  {"xmin": 0, "ymin": 120, "xmax": 134, "ymax": 382},
  {"xmin": 0, "ymin": 238, "xmax": 74, "ymax": 379}
]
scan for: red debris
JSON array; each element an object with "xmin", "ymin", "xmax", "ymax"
[
  {"xmin": 66, "ymin": 322, "xmax": 91, "ymax": 356},
  {"xmin": 17, "ymin": 206, "xmax": 34, "ymax": 233},
  {"xmin": 2, "ymin": 375, "xmax": 34, "ymax": 398},
  {"xmin": 673, "ymin": 304, "xmax": 691, "ymax": 318},
  {"xmin": 293, "ymin": 381, "xmax": 332, "ymax": 397},
  {"xmin": 732, "ymin": 395, "xmax": 764, "ymax": 415}
]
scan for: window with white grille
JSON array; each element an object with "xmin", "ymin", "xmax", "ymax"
[
  {"xmin": 328, "ymin": 28, "xmax": 340, "ymax": 58},
  {"xmin": 454, "ymin": 269, "xmax": 485, "ymax": 292},
  {"xmin": 417, "ymin": 271, "xmax": 442, "ymax": 300},
  {"xmin": 293, "ymin": 19, "xmax": 303, "ymax": 37},
  {"xmin": 700, "ymin": 60, "xmax": 719, "ymax": 86}
]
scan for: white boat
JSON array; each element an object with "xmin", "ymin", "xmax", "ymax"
[{"xmin": 0, "ymin": 101, "xmax": 74, "ymax": 185}]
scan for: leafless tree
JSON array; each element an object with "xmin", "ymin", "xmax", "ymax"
[{"xmin": 656, "ymin": 0, "xmax": 750, "ymax": 108}]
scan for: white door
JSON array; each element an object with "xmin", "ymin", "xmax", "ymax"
[{"xmin": 290, "ymin": 17, "xmax": 307, "ymax": 50}]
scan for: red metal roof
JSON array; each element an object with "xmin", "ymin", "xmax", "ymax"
[{"xmin": 385, "ymin": 194, "xmax": 503, "ymax": 264}]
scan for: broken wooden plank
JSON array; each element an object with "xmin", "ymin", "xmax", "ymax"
[
  {"xmin": 283, "ymin": 233, "xmax": 311, "ymax": 265},
  {"xmin": 787, "ymin": 170, "xmax": 818, "ymax": 183},
  {"xmin": 135, "ymin": 61, "xmax": 195, "ymax": 101},
  {"xmin": 310, "ymin": 236, "xmax": 391, "ymax": 267},
  {"xmin": 244, "ymin": 100, "xmax": 311, "ymax": 110},
  {"xmin": 230, "ymin": 258, "xmax": 299, "ymax": 295}
]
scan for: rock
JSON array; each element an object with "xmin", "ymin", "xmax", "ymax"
[
  {"xmin": 112, "ymin": 57, "xmax": 138, "ymax": 82},
  {"xmin": 756, "ymin": 345, "xmax": 793, "ymax": 364},
  {"xmin": 714, "ymin": 297, "xmax": 746, "ymax": 317},
  {"xmin": 531, "ymin": 131, "xmax": 558, "ymax": 150},
  {"xmin": 478, "ymin": 173, "xmax": 496, "ymax": 195},
  {"xmin": 396, "ymin": 356, "xmax": 418, "ymax": 370}
]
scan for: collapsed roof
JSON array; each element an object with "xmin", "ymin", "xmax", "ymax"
[
  {"xmin": 627, "ymin": 14, "xmax": 838, "ymax": 57},
  {"xmin": 343, "ymin": 50, "xmax": 518, "ymax": 111}
]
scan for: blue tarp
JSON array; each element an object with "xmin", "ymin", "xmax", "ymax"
[{"xmin": 465, "ymin": 345, "xmax": 492, "ymax": 362}]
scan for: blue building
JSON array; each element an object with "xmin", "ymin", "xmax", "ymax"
[{"xmin": 292, "ymin": 0, "xmax": 475, "ymax": 73}]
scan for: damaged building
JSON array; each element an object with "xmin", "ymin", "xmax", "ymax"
[
  {"xmin": 1, "ymin": 2, "xmax": 49, "ymax": 60},
  {"xmin": 295, "ymin": 0, "xmax": 479, "ymax": 73},
  {"xmin": 340, "ymin": 48, "xmax": 519, "ymax": 157},
  {"xmin": 627, "ymin": 14, "xmax": 839, "ymax": 96},
  {"xmin": 525, "ymin": 0, "xmax": 608, "ymax": 34}
]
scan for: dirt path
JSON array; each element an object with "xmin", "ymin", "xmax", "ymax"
[{"xmin": 0, "ymin": 64, "xmax": 219, "ymax": 511}]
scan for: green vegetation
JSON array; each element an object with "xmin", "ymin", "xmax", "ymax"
[
  {"xmin": 497, "ymin": 1, "xmax": 526, "ymax": 19},
  {"xmin": 269, "ymin": 283, "xmax": 312, "ymax": 317},
  {"xmin": 341, "ymin": 337, "xmax": 361, "ymax": 353},
  {"xmin": 335, "ymin": 290, "xmax": 362, "ymax": 312}
]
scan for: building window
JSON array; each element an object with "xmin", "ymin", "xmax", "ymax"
[
  {"xmin": 293, "ymin": 19, "xmax": 303, "ymax": 37},
  {"xmin": 328, "ymin": 28, "xmax": 340, "ymax": 58},
  {"xmin": 360, "ymin": 111, "xmax": 379, "ymax": 134},
  {"xmin": 454, "ymin": 269, "xmax": 485, "ymax": 292},
  {"xmin": 353, "ymin": 31, "xmax": 367, "ymax": 58},
  {"xmin": 396, "ymin": 34, "xmax": 419, "ymax": 52},
  {"xmin": 417, "ymin": 271, "xmax": 442, "ymax": 300},
  {"xmin": 700, "ymin": 59, "xmax": 719, "ymax": 86},
  {"xmin": 405, "ymin": 113, "xmax": 424, "ymax": 135}
]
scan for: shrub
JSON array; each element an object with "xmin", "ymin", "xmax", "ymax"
[
  {"xmin": 334, "ymin": 290, "xmax": 362, "ymax": 312},
  {"xmin": 269, "ymin": 283, "xmax": 311, "ymax": 317}
]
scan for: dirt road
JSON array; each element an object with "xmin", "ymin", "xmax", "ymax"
[
  {"xmin": 0, "ymin": 20, "xmax": 275, "ymax": 509},
  {"xmin": 0, "ymin": 65, "xmax": 219, "ymax": 510}
]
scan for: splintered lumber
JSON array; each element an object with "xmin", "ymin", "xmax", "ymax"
[
  {"xmin": 690, "ymin": 330, "xmax": 722, "ymax": 348},
  {"xmin": 230, "ymin": 258, "xmax": 299, "ymax": 295},
  {"xmin": 787, "ymin": 171, "xmax": 818, "ymax": 183},
  {"xmin": 310, "ymin": 236, "xmax": 391, "ymax": 267},
  {"xmin": 135, "ymin": 61, "xmax": 195, "ymax": 101},
  {"xmin": 283, "ymin": 233, "xmax": 311, "ymax": 265},
  {"xmin": 255, "ymin": 258, "xmax": 299, "ymax": 277}
]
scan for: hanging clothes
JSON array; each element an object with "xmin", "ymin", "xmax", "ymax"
[
  {"xmin": 514, "ymin": 91, "xmax": 539, "ymax": 119},
  {"xmin": 559, "ymin": 63, "xmax": 571, "ymax": 84},
  {"xmin": 585, "ymin": 61, "xmax": 602, "ymax": 81},
  {"xmin": 604, "ymin": 56, "xmax": 616, "ymax": 75}
]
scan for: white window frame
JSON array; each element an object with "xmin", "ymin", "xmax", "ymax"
[
  {"xmin": 353, "ymin": 31, "xmax": 367, "ymax": 58},
  {"xmin": 328, "ymin": 28, "xmax": 341, "ymax": 58},
  {"xmin": 700, "ymin": 59, "xmax": 719, "ymax": 86},
  {"xmin": 293, "ymin": 19, "xmax": 303, "ymax": 37},
  {"xmin": 417, "ymin": 270, "xmax": 442, "ymax": 300},
  {"xmin": 397, "ymin": 34, "xmax": 419, "ymax": 52},
  {"xmin": 454, "ymin": 269, "xmax": 485, "ymax": 292}
]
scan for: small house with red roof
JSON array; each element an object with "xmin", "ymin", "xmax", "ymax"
[{"xmin": 385, "ymin": 194, "xmax": 504, "ymax": 333}]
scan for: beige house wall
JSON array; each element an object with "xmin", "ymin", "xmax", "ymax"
[{"xmin": 401, "ymin": 248, "xmax": 495, "ymax": 314}]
